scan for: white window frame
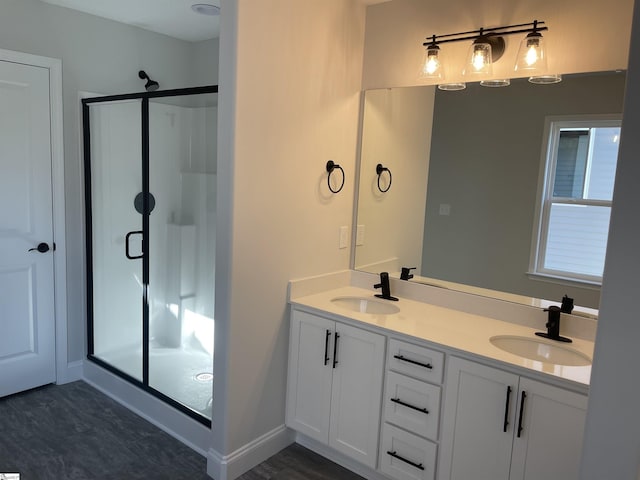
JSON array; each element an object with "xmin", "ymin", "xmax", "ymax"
[{"xmin": 529, "ymin": 114, "xmax": 622, "ymax": 286}]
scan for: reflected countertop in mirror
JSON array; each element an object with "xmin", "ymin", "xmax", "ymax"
[{"xmin": 353, "ymin": 71, "xmax": 627, "ymax": 313}]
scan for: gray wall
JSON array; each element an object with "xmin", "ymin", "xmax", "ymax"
[
  {"xmin": 422, "ymin": 73, "xmax": 625, "ymax": 308},
  {"xmin": 0, "ymin": 0, "xmax": 218, "ymax": 363}
]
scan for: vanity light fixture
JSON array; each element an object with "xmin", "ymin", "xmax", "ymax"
[
  {"xmin": 514, "ymin": 21, "xmax": 547, "ymax": 73},
  {"xmin": 463, "ymin": 33, "xmax": 504, "ymax": 77},
  {"xmin": 422, "ymin": 20, "xmax": 551, "ymax": 87},
  {"xmin": 419, "ymin": 39, "xmax": 444, "ymax": 79}
]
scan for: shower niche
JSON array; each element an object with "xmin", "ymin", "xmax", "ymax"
[{"xmin": 83, "ymin": 86, "xmax": 217, "ymax": 425}]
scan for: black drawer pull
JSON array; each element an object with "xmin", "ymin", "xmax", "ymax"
[
  {"xmin": 332, "ymin": 332, "xmax": 340, "ymax": 368},
  {"xmin": 393, "ymin": 354, "xmax": 433, "ymax": 370},
  {"xmin": 390, "ymin": 397, "xmax": 429, "ymax": 414},
  {"xmin": 386, "ymin": 451, "xmax": 425, "ymax": 471},
  {"xmin": 517, "ymin": 391, "xmax": 527, "ymax": 438},
  {"xmin": 503, "ymin": 385, "xmax": 512, "ymax": 433},
  {"xmin": 324, "ymin": 329, "xmax": 331, "ymax": 366}
]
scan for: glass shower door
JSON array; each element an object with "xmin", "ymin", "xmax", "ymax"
[
  {"xmin": 147, "ymin": 93, "xmax": 217, "ymax": 419},
  {"xmin": 87, "ymin": 99, "xmax": 144, "ymax": 381},
  {"xmin": 84, "ymin": 86, "xmax": 218, "ymax": 425}
]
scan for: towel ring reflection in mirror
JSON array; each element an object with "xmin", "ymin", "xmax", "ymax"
[
  {"xmin": 376, "ymin": 163, "xmax": 392, "ymax": 193},
  {"xmin": 326, "ymin": 160, "xmax": 345, "ymax": 194}
]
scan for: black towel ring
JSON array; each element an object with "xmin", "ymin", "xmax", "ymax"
[
  {"xmin": 326, "ymin": 160, "xmax": 345, "ymax": 194},
  {"xmin": 376, "ymin": 163, "xmax": 392, "ymax": 193}
]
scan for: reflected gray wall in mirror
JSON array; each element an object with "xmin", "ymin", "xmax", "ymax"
[{"xmin": 355, "ymin": 71, "xmax": 626, "ymax": 310}]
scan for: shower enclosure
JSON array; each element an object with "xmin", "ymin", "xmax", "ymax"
[{"xmin": 83, "ymin": 85, "xmax": 217, "ymax": 425}]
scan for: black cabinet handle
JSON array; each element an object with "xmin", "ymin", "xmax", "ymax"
[
  {"xmin": 503, "ymin": 386, "xmax": 512, "ymax": 433},
  {"xmin": 390, "ymin": 397, "xmax": 429, "ymax": 414},
  {"xmin": 393, "ymin": 354, "xmax": 432, "ymax": 370},
  {"xmin": 332, "ymin": 332, "xmax": 340, "ymax": 368},
  {"xmin": 386, "ymin": 451, "xmax": 425, "ymax": 471},
  {"xmin": 324, "ymin": 330, "xmax": 331, "ymax": 366},
  {"xmin": 125, "ymin": 231, "xmax": 144, "ymax": 259},
  {"xmin": 517, "ymin": 391, "xmax": 527, "ymax": 438}
]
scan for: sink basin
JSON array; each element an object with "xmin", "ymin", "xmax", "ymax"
[
  {"xmin": 331, "ymin": 296, "xmax": 400, "ymax": 315},
  {"xmin": 490, "ymin": 335, "xmax": 591, "ymax": 366}
]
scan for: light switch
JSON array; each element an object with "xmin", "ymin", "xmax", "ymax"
[
  {"xmin": 356, "ymin": 224, "xmax": 365, "ymax": 246},
  {"xmin": 439, "ymin": 204, "xmax": 451, "ymax": 216},
  {"xmin": 339, "ymin": 226, "xmax": 349, "ymax": 249}
]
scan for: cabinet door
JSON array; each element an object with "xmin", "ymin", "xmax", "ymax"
[
  {"xmin": 510, "ymin": 378, "xmax": 587, "ymax": 480},
  {"xmin": 329, "ymin": 322, "xmax": 386, "ymax": 468},
  {"xmin": 439, "ymin": 357, "xmax": 519, "ymax": 480},
  {"xmin": 285, "ymin": 310, "xmax": 334, "ymax": 443}
]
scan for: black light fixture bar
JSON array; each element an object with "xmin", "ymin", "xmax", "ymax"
[{"xmin": 423, "ymin": 20, "xmax": 547, "ymax": 46}]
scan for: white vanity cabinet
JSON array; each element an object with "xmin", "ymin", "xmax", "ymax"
[
  {"xmin": 438, "ymin": 356, "xmax": 588, "ymax": 480},
  {"xmin": 379, "ymin": 339, "xmax": 445, "ymax": 480},
  {"xmin": 285, "ymin": 309, "xmax": 386, "ymax": 468}
]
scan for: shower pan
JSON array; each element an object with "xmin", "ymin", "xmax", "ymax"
[{"xmin": 83, "ymin": 85, "xmax": 218, "ymax": 426}]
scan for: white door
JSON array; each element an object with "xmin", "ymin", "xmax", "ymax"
[
  {"xmin": 329, "ymin": 322, "xmax": 385, "ymax": 468},
  {"xmin": 0, "ymin": 60, "xmax": 56, "ymax": 397},
  {"xmin": 439, "ymin": 357, "xmax": 519, "ymax": 480},
  {"xmin": 510, "ymin": 378, "xmax": 587, "ymax": 480}
]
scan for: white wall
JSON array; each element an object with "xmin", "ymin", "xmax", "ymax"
[
  {"xmin": 0, "ymin": 0, "xmax": 218, "ymax": 364},
  {"xmin": 580, "ymin": 1, "xmax": 640, "ymax": 477},
  {"xmin": 362, "ymin": 0, "xmax": 634, "ymax": 89},
  {"xmin": 213, "ymin": 0, "xmax": 366, "ymax": 468},
  {"xmin": 194, "ymin": 38, "xmax": 221, "ymax": 88},
  {"xmin": 355, "ymin": 86, "xmax": 435, "ymax": 273}
]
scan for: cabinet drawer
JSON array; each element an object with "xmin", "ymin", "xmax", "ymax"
[
  {"xmin": 384, "ymin": 371, "xmax": 440, "ymax": 440},
  {"xmin": 387, "ymin": 339, "xmax": 444, "ymax": 384},
  {"xmin": 379, "ymin": 423, "xmax": 437, "ymax": 480}
]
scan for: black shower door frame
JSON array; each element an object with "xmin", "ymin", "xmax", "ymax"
[{"xmin": 82, "ymin": 85, "xmax": 218, "ymax": 427}]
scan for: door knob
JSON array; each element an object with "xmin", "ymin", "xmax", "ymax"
[{"xmin": 28, "ymin": 242, "xmax": 50, "ymax": 253}]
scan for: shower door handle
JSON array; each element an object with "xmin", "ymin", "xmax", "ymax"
[{"xmin": 125, "ymin": 231, "xmax": 144, "ymax": 259}]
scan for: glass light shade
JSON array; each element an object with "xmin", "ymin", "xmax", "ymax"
[
  {"xmin": 465, "ymin": 42, "xmax": 493, "ymax": 76},
  {"xmin": 480, "ymin": 79, "xmax": 510, "ymax": 87},
  {"xmin": 419, "ymin": 45, "xmax": 443, "ymax": 79},
  {"xmin": 529, "ymin": 74, "xmax": 562, "ymax": 84},
  {"xmin": 438, "ymin": 82, "xmax": 466, "ymax": 91},
  {"xmin": 515, "ymin": 32, "xmax": 548, "ymax": 72}
]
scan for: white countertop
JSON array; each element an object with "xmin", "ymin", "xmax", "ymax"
[{"xmin": 290, "ymin": 285, "xmax": 594, "ymax": 388}]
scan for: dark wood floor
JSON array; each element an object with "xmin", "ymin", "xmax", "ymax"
[{"xmin": 0, "ymin": 381, "xmax": 363, "ymax": 479}]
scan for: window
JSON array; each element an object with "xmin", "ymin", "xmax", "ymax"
[{"xmin": 531, "ymin": 117, "xmax": 621, "ymax": 284}]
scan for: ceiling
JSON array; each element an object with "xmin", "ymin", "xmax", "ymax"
[
  {"xmin": 39, "ymin": 0, "xmax": 391, "ymax": 43},
  {"xmin": 39, "ymin": 0, "xmax": 221, "ymax": 42}
]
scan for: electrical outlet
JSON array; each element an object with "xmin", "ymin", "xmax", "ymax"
[
  {"xmin": 356, "ymin": 224, "xmax": 365, "ymax": 246},
  {"xmin": 339, "ymin": 226, "xmax": 349, "ymax": 249},
  {"xmin": 439, "ymin": 203, "xmax": 451, "ymax": 216}
]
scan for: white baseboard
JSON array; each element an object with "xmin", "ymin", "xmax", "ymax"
[
  {"xmin": 207, "ymin": 425, "xmax": 294, "ymax": 480},
  {"xmin": 295, "ymin": 433, "xmax": 388, "ymax": 480},
  {"xmin": 56, "ymin": 359, "xmax": 83, "ymax": 384}
]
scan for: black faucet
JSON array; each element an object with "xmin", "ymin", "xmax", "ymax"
[
  {"xmin": 535, "ymin": 305, "xmax": 572, "ymax": 343},
  {"xmin": 374, "ymin": 272, "xmax": 399, "ymax": 301},
  {"xmin": 560, "ymin": 294, "xmax": 574, "ymax": 314},
  {"xmin": 400, "ymin": 267, "xmax": 416, "ymax": 281}
]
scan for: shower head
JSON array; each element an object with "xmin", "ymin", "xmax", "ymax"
[{"xmin": 138, "ymin": 70, "xmax": 159, "ymax": 92}]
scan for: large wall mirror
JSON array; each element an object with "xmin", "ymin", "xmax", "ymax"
[{"xmin": 353, "ymin": 71, "xmax": 626, "ymax": 312}]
